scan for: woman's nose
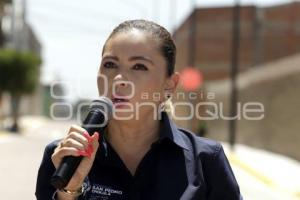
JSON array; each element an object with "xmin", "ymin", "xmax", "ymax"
[
  {"xmin": 112, "ymin": 72, "xmax": 134, "ymax": 98},
  {"xmin": 113, "ymin": 73, "xmax": 129, "ymax": 87}
]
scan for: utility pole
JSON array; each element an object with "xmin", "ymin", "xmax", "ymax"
[
  {"xmin": 11, "ymin": 0, "xmax": 26, "ymax": 51},
  {"xmin": 253, "ymin": 7, "xmax": 263, "ymax": 67},
  {"xmin": 188, "ymin": 0, "xmax": 197, "ymax": 66},
  {"xmin": 229, "ymin": 0, "xmax": 241, "ymax": 150}
]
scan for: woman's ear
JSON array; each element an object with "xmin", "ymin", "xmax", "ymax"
[{"xmin": 164, "ymin": 72, "xmax": 180, "ymax": 98}]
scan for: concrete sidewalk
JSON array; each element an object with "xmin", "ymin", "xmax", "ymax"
[{"xmin": 223, "ymin": 143, "xmax": 300, "ymax": 200}]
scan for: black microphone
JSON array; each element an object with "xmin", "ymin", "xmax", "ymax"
[{"xmin": 50, "ymin": 97, "xmax": 113, "ymax": 189}]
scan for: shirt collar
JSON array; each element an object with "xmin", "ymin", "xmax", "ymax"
[
  {"xmin": 99, "ymin": 111, "xmax": 190, "ymax": 158},
  {"xmin": 158, "ymin": 112, "xmax": 189, "ymax": 151}
]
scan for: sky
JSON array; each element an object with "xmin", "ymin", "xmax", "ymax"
[{"xmin": 26, "ymin": 0, "xmax": 295, "ymax": 101}]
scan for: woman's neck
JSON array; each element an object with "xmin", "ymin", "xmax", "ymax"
[
  {"xmin": 107, "ymin": 117, "xmax": 160, "ymax": 150},
  {"xmin": 106, "ymin": 114, "xmax": 160, "ymax": 175}
]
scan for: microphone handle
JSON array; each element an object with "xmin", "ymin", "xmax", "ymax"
[
  {"xmin": 51, "ymin": 110, "xmax": 107, "ymax": 189},
  {"xmin": 50, "ymin": 155, "xmax": 83, "ymax": 189}
]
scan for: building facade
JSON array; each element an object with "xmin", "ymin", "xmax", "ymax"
[
  {"xmin": 172, "ymin": 2, "xmax": 300, "ymax": 161},
  {"xmin": 1, "ymin": 0, "xmax": 43, "ymax": 117},
  {"xmin": 174, "ymin": 2, "xmax": 300, "ymax": 80}
]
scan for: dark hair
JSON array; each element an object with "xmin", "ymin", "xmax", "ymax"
[{"xmin": 103, "ymin": 19, "xmax": 176, "ymax": 77}]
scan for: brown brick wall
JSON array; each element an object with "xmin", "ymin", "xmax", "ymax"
[
  {"xmin": 173, "ymin": 3, "xmax": 300, "ymax": 160},
  {"xmin": 174, "ymin": 2, "xmax": 300, "ymax": 81}
]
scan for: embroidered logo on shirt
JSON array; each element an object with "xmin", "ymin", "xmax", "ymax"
[{"xmin": 88, "ymin": 184, "xmax": 123, "ymax": 200}]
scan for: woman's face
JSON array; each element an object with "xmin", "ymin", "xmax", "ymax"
[{"xmin": 98, "ymin": 29, "xmax": 177, "ymax": 119}]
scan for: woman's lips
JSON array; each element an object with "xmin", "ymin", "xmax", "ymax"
[
  {"xmin": 112, "ymin": 96, "xmax": 129, "ymax": 102},
  {"xmin": 112, "ymin": 96, "xmax": 130, "ymax": 108}
]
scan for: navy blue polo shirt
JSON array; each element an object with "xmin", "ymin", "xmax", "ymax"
[{"xmin": 36, "ymin": 112, "xmax": 242, "ymax": 200}]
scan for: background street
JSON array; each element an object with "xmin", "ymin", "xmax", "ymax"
[
  {"xmin": 1, "ymin": 117, "xmax": 300, "ymax": 200},
  {"xmin": 0, "ymin": 118, "xmax": 72, "ymax": 200},
  {"xmin": 1, "ymin": 0, "xmax": 300, "ymax": 199}
]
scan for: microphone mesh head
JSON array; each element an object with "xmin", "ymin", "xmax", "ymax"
[{"xmin": 90, "ymin": 96, "xmax": 113, "ymax": 119}]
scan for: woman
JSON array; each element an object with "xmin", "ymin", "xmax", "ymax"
[{"xmin": 36, "ymin": 19, "xmax": 242, "ymax": 200}]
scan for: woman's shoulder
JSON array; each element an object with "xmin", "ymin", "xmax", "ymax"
[
  {"xmin": 43, "ymin": 139, "xmax": 61, "ymax": 156},
  {"xmin": 177, "ymin": 128, "xmax": 222, "ymax": 157}
]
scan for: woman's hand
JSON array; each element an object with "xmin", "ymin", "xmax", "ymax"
[{"xmin": 51, "ymin": 125, "xmax": 100, "ymax": 192}]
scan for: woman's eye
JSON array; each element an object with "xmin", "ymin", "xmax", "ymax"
[
  {"xmin": 103, "ymin": 62, "xmax": 117, "ymax": 69},
  {"xmin": 132, "ymin": 64, "xmax": 148, "ymax": 71}
]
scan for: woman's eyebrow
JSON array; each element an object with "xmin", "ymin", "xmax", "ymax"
[
  {"xmin": 102, "ymin": 55, "xmax": 119, "ymax": 61},
  {"xmin": 129, "ymin": 56, "xmax": 154, "ymax": 65}
]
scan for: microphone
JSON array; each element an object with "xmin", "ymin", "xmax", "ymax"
[{"xmin": 50, "ymin": 97, "xmax": 113, "ymax": 189}]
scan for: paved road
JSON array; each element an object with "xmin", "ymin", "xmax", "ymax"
[
  {"xmin": 0, "ymin": 120, "xmax": 73, "ymax": 200},
  {"xmin": 1, "ymin": 118, "xmax": 300, "ymax": 200}
]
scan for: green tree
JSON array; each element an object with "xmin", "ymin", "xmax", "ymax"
[
  {"xmin": 0, "ymin": 0, "xmax": 12, "ymax": 3},
  {"xmin": 0, "ymin": 49, "xmax": 41, "ymax": 132}
]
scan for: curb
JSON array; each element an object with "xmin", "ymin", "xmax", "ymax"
[{"xmin": 227, "ymin": 152, "xmax": 300, "ymax": 199}]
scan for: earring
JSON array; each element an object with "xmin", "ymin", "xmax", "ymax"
[
  {"xmin": 164, "ymin": 91, "xmax": 171, "ymax": 99},
  {"xmin": 159, "ymin": 101, "xmax": 165, "ymax": 112}
]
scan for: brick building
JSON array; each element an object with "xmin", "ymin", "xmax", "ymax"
[
  {"xmin": 173, "ymin": 2, "xmax": 300, "ymax": 80},
  {"xmin": 206, "ymin": 53, "xmax": 300, "ymax": 161},
  {"xmin": 0, "ymin": 0, "xmax": 12, "ymax": 46},
  {"xmin": 171, "ymin": 2, "xmax": 300, "ymax": 161},
  {"xmin": 1, "ymin": 0, "xmax": 43, "ymax": 119}
]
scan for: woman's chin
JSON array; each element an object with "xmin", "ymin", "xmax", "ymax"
[{"xmin": 112, "ymin": 103, "xmax": 135, "ymax": 121}]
